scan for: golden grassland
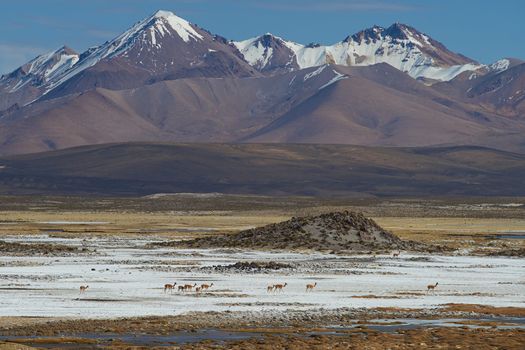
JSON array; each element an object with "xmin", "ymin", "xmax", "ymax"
[
  {"xmin": 375, "ymin": 217, "xmax": 525, "ymax": 251},
  {"xmin": 0, "ymin": 210, "xmax": 288, "ymax": 237},
  {"xmin": 1, "ymin": 209, "xmax": 524, "ymax": 252}
]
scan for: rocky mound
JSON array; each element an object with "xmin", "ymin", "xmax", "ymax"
[
  {"xmin": 176, "ymin": 211, "xmax": 423, "ymax": 252},
  {"xmin": 207, "ymin": 261, "xmax": 293, "ymax": 273}
]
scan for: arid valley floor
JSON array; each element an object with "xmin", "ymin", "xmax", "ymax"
[{"xmin": 0, "ymin": 195, "xmax": 524, "ymax": 349}]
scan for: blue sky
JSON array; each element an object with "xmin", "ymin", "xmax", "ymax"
[{"xmin": 1, "ymin": 0, "xmax": 524, "ymax": 74}]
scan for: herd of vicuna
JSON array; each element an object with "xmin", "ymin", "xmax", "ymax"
[
  {"xmin": 80, "ymin": 251, "xmax": 441, "ymax": 295},
  {"xmin": 163, "ymin": 282, "xmax": 214, "ymax": 294},
  {"xmin": 79, "ymin": 281, "xmax": 311, "ymax": 295},
  {"xmin": 79, "ymin": 280, "xmax": 439, "ymax": 294}
]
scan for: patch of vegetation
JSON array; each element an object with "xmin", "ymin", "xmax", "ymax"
[
  {"xmin": 210, "ymin": 261, "xmax": 293, "ymax": 272},
  {"xmin": 0, "ymin": 240, "xmax": 86, "ymax": 256}
]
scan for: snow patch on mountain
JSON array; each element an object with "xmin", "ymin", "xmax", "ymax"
[
  {"xmin": 402, "ymin": 27, "xmax": 425, "ymax": 47},
  {"xmin": 303, "ymin": 65, "xmax": 327, "ymax": 81},
  {"xmin": 410, "ymin": 63, "xmax": 481, "ymax": 82},
  {"xmin": 26, "ymin": 49, "xmax": 78, "ymax": 81},
  {"xmin": 284, "ymin": 42, "xmax": 326, "ymax": 69},
  {"xmin": 489, "ymin": 59, "xmax": 510, "ymax": 73},
  {"xmin": 319, "ymin": 70, "xmax": 349, "ymax": 90}
]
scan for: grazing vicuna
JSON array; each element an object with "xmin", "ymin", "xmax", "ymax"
[
  {"xmin": 267, "ymin": 285, "xmax": 274, "ymax": 293},
  {"xmin": 184, "ymin": 283, "xmax": 197, "ymax": 292},
  {"xmin": 427, "ymin": 282, "xmax": 439, "ymax": 292},
  {"xmin": 306, "ymin": 282, "xmax": 317, "ymax": 292},
  {"xmin": 195, "ymin": 286, "xmax": 202, "ymax": 294},
  {"xmin": 79, "ymin": 285, "xmax": 89, "ymax": 294},
  {"xmin": 392, "ymin": 251, "xmax": 400, "ymax": 258},
  {"xmin": 201, "ymin": 283, "xmax": 213, "ymax": 291},
  {"xmin": 273, "ymin": 283, "xmax": 287, "ymax": 293},
  {"xmin": 178, "ymin": 285, "xmax": 185, "ymax": 292},
  {"xmin": 164, "ymin": 282, "xmax": 176, "ymax": 293}
]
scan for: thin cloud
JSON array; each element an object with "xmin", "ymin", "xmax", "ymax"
[
  {"xmin": 27, "ymin": 15, "xmax": 77, "ymax": 29},
  {"xmin": 86, "ymin": 29, "xmax": 119, "ymax": 40},
  {"xmin": 249, "ymin": 0, "xmax": 420, "ymax": 12}
]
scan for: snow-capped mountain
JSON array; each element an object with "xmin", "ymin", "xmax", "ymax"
[
  {"xmin": 0, "ymin": 46, "xmax": 78, "ymax": 93},
  {"xmin": 42, "ymin": 10, "xmax": 257, "ymax": 100},
  {"xmin": 1, "ymin": 10, "xmax": 253, "ymax": 108},
  {"xmin": 233, "ymin": 34, "xmax": 301, "ymax": 74},
  {"xmin": 0, "ymin": 46, "xmax": 78, "ymax": 109},
  {"xmin": 1, "ymin": 9, "xmax": 524, "ymax": 158},
  {"xmin": 433, "ymin": 57, "xmax": 525, "ymax": 118},
  {"xmin": 233, "ymin": 23, "xmax": 481, "ymax": 81},
  {"xmin": 0, "ymin": 11, "xmax": 508, "ymax": 109},
  {"xmin": 44, "ymin": 10, "xmax": 203, "ymax": 92}
]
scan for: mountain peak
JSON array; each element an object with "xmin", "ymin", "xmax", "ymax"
[
  {"xmin": 57, "ymin": 45, "xmax": 78, "ymax": 56},
  {"xmin": 348, "ymin": 22, "xmax": 427, "ymax": 45},
  {"xmin": 257, "ymin": 33, "xmax": 286, "ymax": 46},
  {"xmin": 233, "ymin": 33, "xmax": 300, "ymax": 72},
  {"xmin": 348, "ymin": 25, "xmax": 384, "ymax": 42},
  {"xmin": 140, "ymin": 9, "xmax": 203, "ymax": 43},
  {"xmin": 0, "ymin": 45, "xmax": 79, "ymax": 96},
  {"xmin": 22, "ymin": 46, "xmax": 79, "ymax": 79},
  {"xmin": 383, "ymin": 23, "xmax": 431, "ymax": 43},
  {"xmin": 383, "ymin": 22, "xmax": 409, "ymax": 39},
  {"xmin": 151, "ymin": 9, "xmax": 177, "ymax": 19},
  {"xmin": 387, "ymin": 22, "xmax": 410, "ymax": 30}
]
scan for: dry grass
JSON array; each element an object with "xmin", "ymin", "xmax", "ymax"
[
  {"xmin": 375, "ymin": 217, "xmax": 525, "ymax": 251},
  {"xmin": 442, "ymin": 304, "xmax": 525, "ymax": 317},
  {"xmin": 177, "ymin": 328, "xmax": 525, "ymax": 350},
  {"xmin": 2, "ymin": 211, "xmax": 523, "ymax": 254},
  {"xmin": 1, "ymin": 196, "xmax": 524, "ymax": 255},
  {"xmin": 4, "ymin": 337, "xmax": 96, "ymax": 345},
  {"xmin": 1, "ymin": 304, "xmax": 524, "ymax": 349},
  {"xmin": 3, "ymin": 328, "xmax": 524, "ymax": 349},
  {"xmin": 0, "ymin": 211, "xmax": 288, "ymax": 238}
]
